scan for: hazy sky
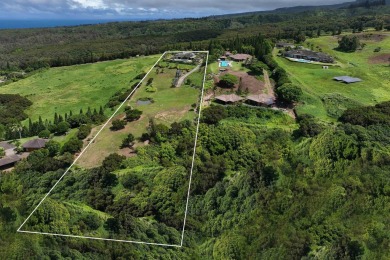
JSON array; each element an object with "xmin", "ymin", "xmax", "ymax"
[{"xmin": 0, "ymin": 0, "xmax": 348, "ymax": 19}]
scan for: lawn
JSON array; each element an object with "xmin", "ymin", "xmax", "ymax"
[
  {"xmin": 77, "ymin": 60, "xmax": 204, "ymax": 168},
  {"xmin": 274, "ymin": 32, "xmax": 390, "ymax": 122},
  {"xmin": 0, "ymin": 55, "xmax": 160, "ymax": 122}
]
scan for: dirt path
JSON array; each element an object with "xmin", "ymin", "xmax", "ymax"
[
  {"xmin": 263, "ymin": 69, "xmax": 274, "ymax": 96},
  {"xmin": 176, "ymin": 61, "xmax": 202, "ymax": 87}
]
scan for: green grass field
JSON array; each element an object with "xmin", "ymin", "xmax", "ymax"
[
  {"xmin": 0, "ymin": 55, "xmax": 160, "ymax": 122},
  {"xmin": 77, "ymin": 61, "xmax": 204, "ymax": 168},
  {"xmin": 274, "ymin": 32, "xmax": 390, "ymax": 121}
]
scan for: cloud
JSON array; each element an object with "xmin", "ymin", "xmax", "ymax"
[{"xmin": 0, "ymin": 0, "xmax": 347, "ymax": 19}]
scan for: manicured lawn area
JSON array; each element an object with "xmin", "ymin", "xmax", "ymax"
[
  {"xmin": 0, "ymin": 55, "xmax": 160, "ymax": 122},
  {"xmin": 274, "ymin": 32, "xmax": 390, "ymax": 122}
]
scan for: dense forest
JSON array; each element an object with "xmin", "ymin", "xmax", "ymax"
[
  {"xmin": 0, "ymin": 4, "xmax": 389, "ymax": 73},
  {"xmin": 1, "ymin": 102, "xmax": 390, "ymax": 258}
]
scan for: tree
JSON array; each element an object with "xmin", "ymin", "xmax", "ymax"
[
  {"xmin": 202, "ymin": 106, "xmax": 228, "ymax": 125},
  {"xmin": 38, "ymin": 129, "xmax": 51, "ymax": 139},
  {"xmin": 121, "ymin": 133, "xmax": 135, "ymax": 148},
  {"xmin": 62, "ymin": 137, "xmax": 83, "ymax": 154},
  {"xmin": 249, "ymin": 61, "xmax": 267, "ymax": 75},
  {"xmin": 276, "ymin": 83, "xmax": 303, "ymax": 103},
  {"xmin": 55, "ymin": 121, "xmax": 70, "ymax": 135},
  {"xmin": 125, "ymin": 109, "xmax": 142, "ymax": 122},
  {"xmin": 45, "ymin": 140, "xmax": 61, "ymax": 156},
  {"xmin": 77, "ymin": 124, "xmax": 92, "ymax": 140},
  {"xmin": 219, "ymin": 74, "xmax": 238, "ymax": 88},
  {"xmin": 102, "ymin": 153, "xmax": 126, "ymax": 172},
  {"xmin": 338, "ymin": 35, "xmax": 360, "ymax": 52},
  {"xmin": 111, "ymin": 119, "xmax": 126, "ymax": 131}
]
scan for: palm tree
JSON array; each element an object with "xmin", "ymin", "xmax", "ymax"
[{"xmin": 10, "ymin": 123, "xmax": 23, "ymax": 140}]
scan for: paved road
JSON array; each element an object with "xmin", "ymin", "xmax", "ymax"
[{"xmin": 176, "ymin": 61, "xmax": 202, "ymax": 87}]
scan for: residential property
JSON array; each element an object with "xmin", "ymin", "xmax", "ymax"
[
  {"xmin": 22, "ymin": 138, "xmax": 48, "ymax": 152},
  {"xmin": 333, "ymin": 76, "xmax": 363, "ymax": 84},
  {"xmin": 276, "ymin": 42, "xmax": 295, "ymax": 48},
  {"xmin": 0, "ymin": 154, "xmax": 20, "ymax": 171},
  {"xmin": 215, "ymin": 94, "xmax": 244, "ymax": 104},
  {"xmin": 230, "ymin": 54, "xmax": 252, "ymax": 62},
  {"xmin": 284, "ymin": 50, "xmax": 334, "ymax": 63},
  {"xmin": 246, "ymin": 94, "xmax": 275, "ymax": 107},
  {"xmin": 171, "ymin": 52, "xmax": 197, "ymax": 63}
]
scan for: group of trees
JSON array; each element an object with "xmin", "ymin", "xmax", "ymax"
[
  {"xmin": 338, "ymin": 35, "xmax": 361, "ymax": 52},
  {"xmin": 3, "ymin": 106, "xmax": 105, "ymax": 140}
]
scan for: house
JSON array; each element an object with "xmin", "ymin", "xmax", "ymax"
[
  {"xmin": 246, "ymin": 94, "xmax": 275, "ymax": 107},
  {"xmin": 276, "ymin": 42, "xmax": 295, "ymax": 49},
  {"xmin": 22, "ymin": 138, "xmax": 48, "ymax": 152},
  {"xmin": 172, "ymin": 52, "xmax": 196, "ymax": 63},
  {"xmin": 0, "ymin": 154, "xmax": 20, "ymax": 171},
  {"xmin": 225, "ymin": 51, "xmax": 233, "ymax": 57},
  {"xmin": 284, "ymin": 50, "xmax": 334, "ymax": 63},
  {"xmin": 230, "ymin": 54, "xmax": 252, "ymax": 62},
  {"xmin": 219, "ymin": 56, "xmax": 227, "ymax": 61},
  {"xmin": 333, "ymin": 76, "xmax": 362, "ymax": 84},
  {"xmin": 215, "ymin": 94, "xmax": 244, "ymax": 104}
]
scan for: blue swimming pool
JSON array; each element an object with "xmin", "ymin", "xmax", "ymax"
[{"xmin": 220, "ymin": 61, "xmax": 229, "ymax": 67}]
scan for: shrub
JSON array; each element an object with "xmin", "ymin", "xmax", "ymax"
[
  {"xmin": 55, "ymin": 121, "xmax": 70, "ymax": 135},
  {"xmin": 121, "ymin": 133, "xmax": 135, "ymax": 148},
  {"xmin": 125, "ymin": 109, "xmax": 142, "ymax": 122},
  {"xmin": 219, "ymin": 74, "xmax": 239, "ymax": 88},
  {"xmin": 38, "ymin": 129, "xmax": 51, "ymax": 139},
  {"xmin": 77, "ymin": 124, "xmax": 92, "ymax": 140},
  {"xmin": 110, "ymin": 119, "xmax": 126, "ymax": 131},
  {"xmin": 62, "ymin": 137, "xmax": 83, "ymax": 154}
]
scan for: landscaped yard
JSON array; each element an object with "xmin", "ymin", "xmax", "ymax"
[{"xmin": 275, "ymin": 32, "xmax": 390, "ymax": 121}]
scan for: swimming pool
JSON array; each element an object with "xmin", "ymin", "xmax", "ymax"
[{"xmin": 220, "ymin": 61, "xmax": 230, "ymax": 67}]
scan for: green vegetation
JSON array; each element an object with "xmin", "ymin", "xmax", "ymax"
[
  {"xmin": 219, "ymin": 73, "xmax": 239, "ymax": 88},
  {"xmin": 0, "ymin": 56, "xmax": 159, "ymax": 121},
  {"xmin": 0, "ymin": 3, "xmax": 390, "ymax": 258},
  {"xmin": 338, "ymin": 35, "xmax": 361, "ymax": 52},
  {"xmin": 274, "ymin": 32, "xmax": 390, "ymax": 121}
]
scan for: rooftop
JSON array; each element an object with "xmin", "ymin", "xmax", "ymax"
[
  {"xmin": 247, "ymin": 94, "xmax": 275, "ymax": 105},
  {"xmin": 333, "ymin": 76, "xmax": 363, "ymax": 84},
  {"xmin": 0, "ymin": 154, "xmax": 20, "ymax": 167},
  {"xmin": 230, "ymin": 54, "xmax": 252, "ymax": 61},
  {"xmin": 22, "ymin": 138, "xmax": 48, "ymax": 149},
  {"xmin": 215, "ymin": 94, "xmax": 244, "ymax": 103}
]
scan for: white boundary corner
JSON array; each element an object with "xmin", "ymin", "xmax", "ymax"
[{"xmin": 17, "ymin": 51, "xmax": 210, "ymax": 248}]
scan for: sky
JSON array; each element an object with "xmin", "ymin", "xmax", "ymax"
[{"xmin": 0, "ymin": 0, "xmax": 349, "ymax": 20}]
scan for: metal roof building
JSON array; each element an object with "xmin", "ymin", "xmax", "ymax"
[{"xmin": 333, "ymin": 76, "xmax": 363, "ymax": 84}]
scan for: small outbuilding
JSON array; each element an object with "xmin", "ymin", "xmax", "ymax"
[
  {"xmin": 22, "ymin": 138, "xmax": 48, "ymax": 152},
  {"xmin": 215, "ymin": 94, "xmax": 244, "ymax": 105},
  {"xmin": 333, "ymin": 76, "xmax": 362, "ymax": 84}
]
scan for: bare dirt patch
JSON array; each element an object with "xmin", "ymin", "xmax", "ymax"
[
  {"xmin": 215, "ymin": 71, "xmax": 265, "ymax": 95},
  {"xmin": 369, "ymin": 53, "xmax": 390, "ymax": 64}
]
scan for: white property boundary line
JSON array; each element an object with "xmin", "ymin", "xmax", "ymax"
[{"xmin": 17, "ymin": 51, "xmax": 210, "ymax": 248}]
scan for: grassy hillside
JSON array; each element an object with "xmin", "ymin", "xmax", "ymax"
[
  {"xmin": 274, "ymin": 32, "xmax": 390, "ymax": 121},
  {"xmin": 0, "ymin": 55, "xmax": 160, "ymax": 122},
  {"xmin": 77, "ymin": 60, "xmax": 204, "ymax": 168}
]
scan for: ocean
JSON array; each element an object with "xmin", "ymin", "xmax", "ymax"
[{"xmin": 0, "ymin": 19, "xmax": 145, "ymax": 29}]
